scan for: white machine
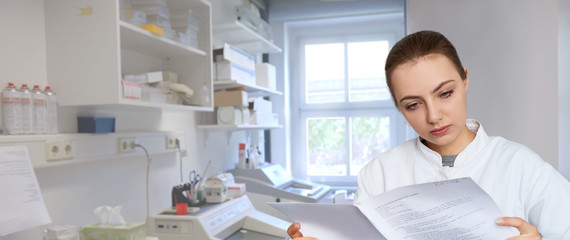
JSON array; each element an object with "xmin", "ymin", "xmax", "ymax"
[
  {"xmin": 227, "ymin": 164, "xmax": 332, "ymax": 219},
  {"xmin": 147, "ymin": 195, "xmax": 290, "ymax": 240}
]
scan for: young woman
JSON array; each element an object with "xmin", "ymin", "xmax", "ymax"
[{"xmin": 287, "ymin": 30, "xmax": 570, "ymax": 240}]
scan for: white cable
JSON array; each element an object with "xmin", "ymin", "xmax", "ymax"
[
  {"xmin": 133, "ymin": 143, "xmax": 152, "ymax": 220},
  {"xmin": 175, "ymin": 139, "xmax": 183, "ymax": 183}
]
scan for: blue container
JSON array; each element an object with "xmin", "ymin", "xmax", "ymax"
[{"xmin": 77, "ymin": 117, "xmax": 115, "ymax": 133}]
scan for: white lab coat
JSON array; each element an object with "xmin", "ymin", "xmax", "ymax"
[{"xmin": 355, "ymin": 119, "xmax": 570, "ymax": 239}]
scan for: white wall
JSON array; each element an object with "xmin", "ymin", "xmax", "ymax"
[
  {"xmin": 0, "ymin": 1, "xmax": 242, "ymax": 239},
  {"xmin": 559, "ymin": 0, "xmax": 570, "ymax": 179},
  {"xmin": 407, "ymin": 0, "xmax": 560, "ymax": 170}
]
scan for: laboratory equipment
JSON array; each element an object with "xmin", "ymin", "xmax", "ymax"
[
  {"xmin": 147, "ymin": 195, "xmax": 290, "ymax": 240},
  {"xmin": 227, "ymin": 163, "xmax": 332, "ymax": 219},
  {"xmin": 204, "ymin": 173, "xmax": 235, "ymax": 203}
]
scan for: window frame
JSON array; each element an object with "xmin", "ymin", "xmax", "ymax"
[{"xmin": 287, "ymin": 13, "xmax": 407, "ymax": 185}]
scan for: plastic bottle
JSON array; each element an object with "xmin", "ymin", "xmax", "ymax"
[
  {"xmin": 19, "ymin": 84, "xmax": 34, "ymax": 134},
  {"xmin": 31, "ymin": 85, "xmax": 47, "ymax": 134},
  {"xmin": 44, "ymin": 86, "xmax": 58, "ymax": 134},
  {"xmin": 238, "ymin": 143, "xmax": 247, "ymax": 169},
  {"xmin": 2, "ymin": 83, "xmax": 23, "ymax": 134}
]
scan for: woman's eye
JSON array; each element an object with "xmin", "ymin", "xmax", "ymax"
[
  {"xmin": 441, "ymin": 90, "xmax": 454, "ymax": 98},
  {"xmin": 406, "ymin": 103, "xmax": 419, "ymax": 110}
]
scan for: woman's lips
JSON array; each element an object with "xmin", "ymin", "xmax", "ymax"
[{"xmin": 431, "ymin": 125, "xmax": 450, "ymax": 137}]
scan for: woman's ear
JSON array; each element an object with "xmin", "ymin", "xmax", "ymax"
[{"xmin": 463, "ymin": 67, "xmax": 469, "ymax": 93}]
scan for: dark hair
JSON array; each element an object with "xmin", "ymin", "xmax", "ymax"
[{"xmin": 385, "ymin": 30, "xmax": 467, "ymax": 107}]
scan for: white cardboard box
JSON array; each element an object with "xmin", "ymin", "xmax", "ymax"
[
  {"xmin": 255, "ymin": 63, "xmax": 276, "ymax": 90},
  {"xmin": 249, "ymin": 112, "xmax": 278, "ymax": 125},
  {"xmin": 216, "ymin": 61, "xmax": 256, "ymax": 86},
  {"xmin": 213, "ymin": 43, "xmax": 255, "ymax": 70},
  {"xmin": 248, "ymin": 97, "xmax": 272, "ymax": 113}
]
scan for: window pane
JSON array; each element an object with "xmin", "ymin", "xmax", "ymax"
[
  {"xmin": 350, "ymin": 116, "xmax": 390, "ymax": 175},
  {"xmin": 307, "ymin": 117, "xmax": 346, "ymax": 176},
  {"xmin": 348, "ymin": 41, "xmax": 391, "ymax": 102},
  {"xmin": 305, "ymin": 43, "xmax": 345, "ymax": 104}
]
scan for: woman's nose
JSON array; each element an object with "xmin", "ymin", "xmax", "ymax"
[{"xmin": 426, "ymin": 104, "xmax": 442, "ymax": 124}]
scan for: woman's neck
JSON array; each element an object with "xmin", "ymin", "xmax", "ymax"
[{"xmin": 424, "ymin": 125, "xmax": 476, "ymax": 156}]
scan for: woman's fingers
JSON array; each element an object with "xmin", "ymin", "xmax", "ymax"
[
  {"xmin": 287, "ymin": 222, "xmax": 319, "ymax": 240},
  {"xmin": 287, "ymin": 223, "xmax": 304, "ymax": 238},
  {"xmin": 497, "ymin": 217, "xmax": 541, "ymax": 240}
]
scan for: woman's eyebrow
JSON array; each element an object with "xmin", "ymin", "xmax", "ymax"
[
  {"xmin": 398, "ymin": 80, "xmax": 455, "ymax": 104},
  {"xmin": 431, "ymin": 80, "xmax": 454, "ymax": 94}
]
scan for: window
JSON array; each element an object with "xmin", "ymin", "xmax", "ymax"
[{"xmin": 289, "ymin": 14, "xmax": 409, "ymax": 184}]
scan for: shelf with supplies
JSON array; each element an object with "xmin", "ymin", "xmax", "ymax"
[
  {"xmin": 213, "ymin": 80, "xmax": 282, "ymax": 97},
  {"xmin": 196, "ymin": 124, "xmax": 282, "ymax": 131},
  {"xmin": 213, "ymin": 20, "xmax": 282, "ymax": 54},
  {"xmin": 44, "ymin": 0, "xmax": 213, "ymax": 111}
]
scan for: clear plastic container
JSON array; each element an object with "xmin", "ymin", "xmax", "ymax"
[
  {"xmin": 163, "ymin": 27, "xmax": 177, "ymax": 40},
  {"xmin": 122, "ymin": 9, "xmax": 147, "ymax": 26},
  {"xmin": 178, "ymin": 32, "xmax": 198, "ymax": 49},
  {"xmin": 147, "ymin": 14, "xmax": 171, "ymax": 29},
  {"xmin": 170, "ymin": 9, "xmax": 199, "ymax": 31},
  {"xmin": 173, "ymin": 27, "xmax": 198, "ymax": 39},
  {"xmin": 133, "ymin": 4, "xmax": 169, "ymax": 18}
]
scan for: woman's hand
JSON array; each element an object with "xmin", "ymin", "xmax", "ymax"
[
  {"xmin": 496, "ymin": 217, "xmax": 541, "ymax": 240},
  {"xmin": 287, "ymin": 222, "xmax": 318, "ymax": 240}
]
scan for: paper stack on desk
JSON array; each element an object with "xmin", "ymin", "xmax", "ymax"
[{"xmin": 270, "ymin": 177, "xmax": 518, "ymax": 240}]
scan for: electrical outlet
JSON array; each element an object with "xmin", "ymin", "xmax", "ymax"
[
  {"xmin": 45, "ymin": 140, "xmax": 73, "ymax": 161},
  {"xmin": 166, "ymin": 134, "xmax": 185, "ymax": 150},
  {"xmin": 165, "ymin": 135, "xmax": 178, "ymax": 149},
  {"xmin": 118, "ymin": 137, "xmax": 136, "ymax": 153}
]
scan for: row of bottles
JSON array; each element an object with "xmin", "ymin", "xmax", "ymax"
[{"xmin": 2, "ymin": 83, "xmax": 58, "ymax": 135}]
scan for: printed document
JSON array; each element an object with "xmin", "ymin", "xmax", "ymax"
[
  {"xmin": 270, "ymin": 178, "xmax": 518, "ymax": 240},
  {"xmin": 0, "ymin": 146, "xmax": 51, "ymax": 236}
]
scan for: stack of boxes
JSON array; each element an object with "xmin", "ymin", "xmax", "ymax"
[
  {"xmin": 119, "ymin": 0, "xmax": 200, "ymax": 48},
  {"xmin": 214, "ymin": 43, "xmax": 256, "ymax": 86},
  {"xmin": 248, "ymin": 97, "xmax": 278, "ymax": 126},
  {"xmin": 171, "ymin": 9, "xmax": 200, "ymax": 49},
  {"xmin": 213, "ymin": 43, "xmax": 278, "ymax": 126}
]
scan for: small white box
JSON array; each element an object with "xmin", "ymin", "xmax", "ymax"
[
  {"xmin": 213, "ymin": 43, "xmax": 255, "ymax": 71},
  {"xmin": 227, "ymin": 183, "xmax": 246, "ymax": 198},
  {"xmin": 216, "ymin": 61, "xmax": 256, "ymax": 85},
  {"xmin": 217, "ymin": 106, "xmax": 250, "ymax": 125},
  {"xmin": 249, "ymin": 112, "xmax": 278, "ymax": 125},
  {"xmin": 121, "ymin": 80, "xmax": 141, "ymax": 100},
  {"xmin": 248, "ymin": 97, "xmax": 272, "ymax": 113},
  {"xmin": 255, "ymin": 63, "xmax": 276, "ymax": 90}
]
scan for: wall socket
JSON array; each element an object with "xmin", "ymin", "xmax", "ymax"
[
  {"xmin": 45, "ymin": 140, "xmax": 74, "ymax": 161},
  {"xmin": 165, "ymin": 135, "xmax": 180, "ymax": 149},
  {"xmin": 118, "ymin": 137, "xmax": 137, "ymax": 153}
]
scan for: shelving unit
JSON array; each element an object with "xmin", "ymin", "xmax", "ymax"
[
  {"xmin": 44, "ymin": 0, "xmax": 213, "ymax": 111},
  {"xmin": 213, "ymin": 20, "xmax": 282, "ymax": 54},
  {"xmin": 213, "ymin": 80, "xmax": 282, "ymax": 96}
]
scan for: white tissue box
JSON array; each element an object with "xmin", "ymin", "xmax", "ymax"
[{"xmin": 80, "ymin": 223, "xmax": 145, "ymax": 240}]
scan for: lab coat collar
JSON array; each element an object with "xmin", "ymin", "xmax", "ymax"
[{"xmin": 415, "ymin": 119, "xmax": 489, "ymax": 169}]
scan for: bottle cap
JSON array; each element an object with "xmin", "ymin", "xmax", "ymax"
[
  {"xmin": 33, "ymin": 85, "xmax": 41, "ymax": 89},
  {"xmin": 45, "ymin": 86, "xmax": 51, "ymax": 90},
  {"xmin": 7, "ymin": 83, "xmax": 14, "ymax": 86},
  {"xmin": 21, "ymin": 84, "xmax": 28, "ymax": 87}
]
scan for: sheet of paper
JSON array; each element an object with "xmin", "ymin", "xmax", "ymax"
[
  {"xmin": 359, "ymin": 177, "xmax": 519, "ymax": 240},
  {"xmin": 0, "ymin": 146, "xmax": 51, "ymax": 236},
  {"xmin": 269, "ymin": 202, "xmax": 386, "ymax": 240}
]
